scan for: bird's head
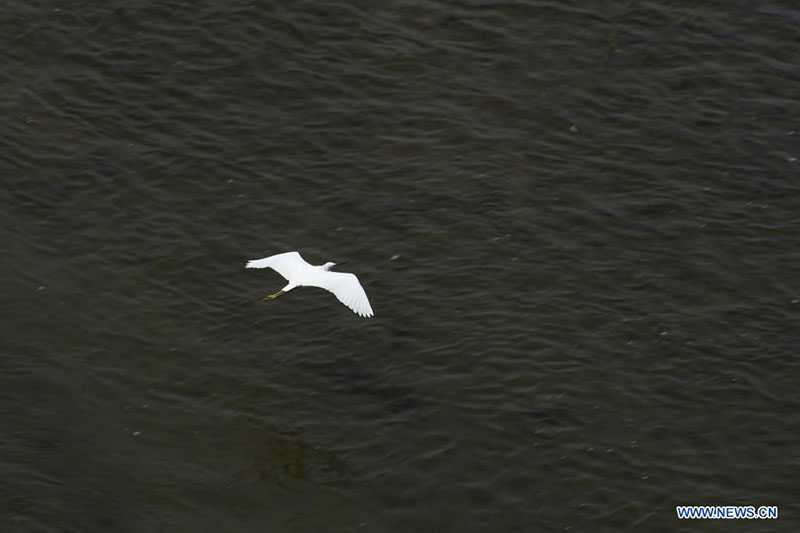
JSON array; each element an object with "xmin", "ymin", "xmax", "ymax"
[{"xmin": 322, "ymin": 261, "xmax": 347, "ymax": 271}]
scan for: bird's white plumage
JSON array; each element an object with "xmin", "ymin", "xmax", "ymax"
[
  {"xmin": 308, "ymin": 271, "xmax": 373, "ymax": 318},
  {"xmin": 246, "ymin": 251, "xmax": 374, "ymax": 318},
  {"xmin": 246, "ymin": 251, "xmax": 309, "ymax": 280}
]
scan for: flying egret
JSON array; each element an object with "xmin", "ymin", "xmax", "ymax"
[{"xmin": 246, "ymin": 251, "xmax": 374, "ymax": 318}]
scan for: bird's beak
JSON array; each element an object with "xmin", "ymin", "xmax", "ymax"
[{"xmin": 335, "ymin": 261, "xmax": 348, "ymax": 267}]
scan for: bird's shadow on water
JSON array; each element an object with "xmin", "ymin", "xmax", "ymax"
[{"xmin": 295, "ymin": 356, "xmax": 420, "ymax": 415}]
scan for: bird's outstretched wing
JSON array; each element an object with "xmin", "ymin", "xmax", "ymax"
[
  {"xmin": 309, "ymin": 271, "xmax": 374, "ymax": 318},
  {"xmin": 245, "ymin": 251, "xmax": 309, "ymax": 281}
]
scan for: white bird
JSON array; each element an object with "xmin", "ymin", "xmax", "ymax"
[{"xmin": 246, "ymin": 251, "xmax": 374, "ymax": 318}]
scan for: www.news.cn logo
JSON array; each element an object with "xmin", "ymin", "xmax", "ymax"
[{"xmin": 676, "ymin": 505, "xmax": 778, "ymax": 520}]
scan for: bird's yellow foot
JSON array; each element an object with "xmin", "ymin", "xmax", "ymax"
[{"xmin": 262, "ymin": 290, "xmax": 285, "ymax": 301}]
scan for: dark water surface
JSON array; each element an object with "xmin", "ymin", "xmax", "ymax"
[{"xmin": 2, "ymin": 1, "xmax": 799, "ymax": 531}]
